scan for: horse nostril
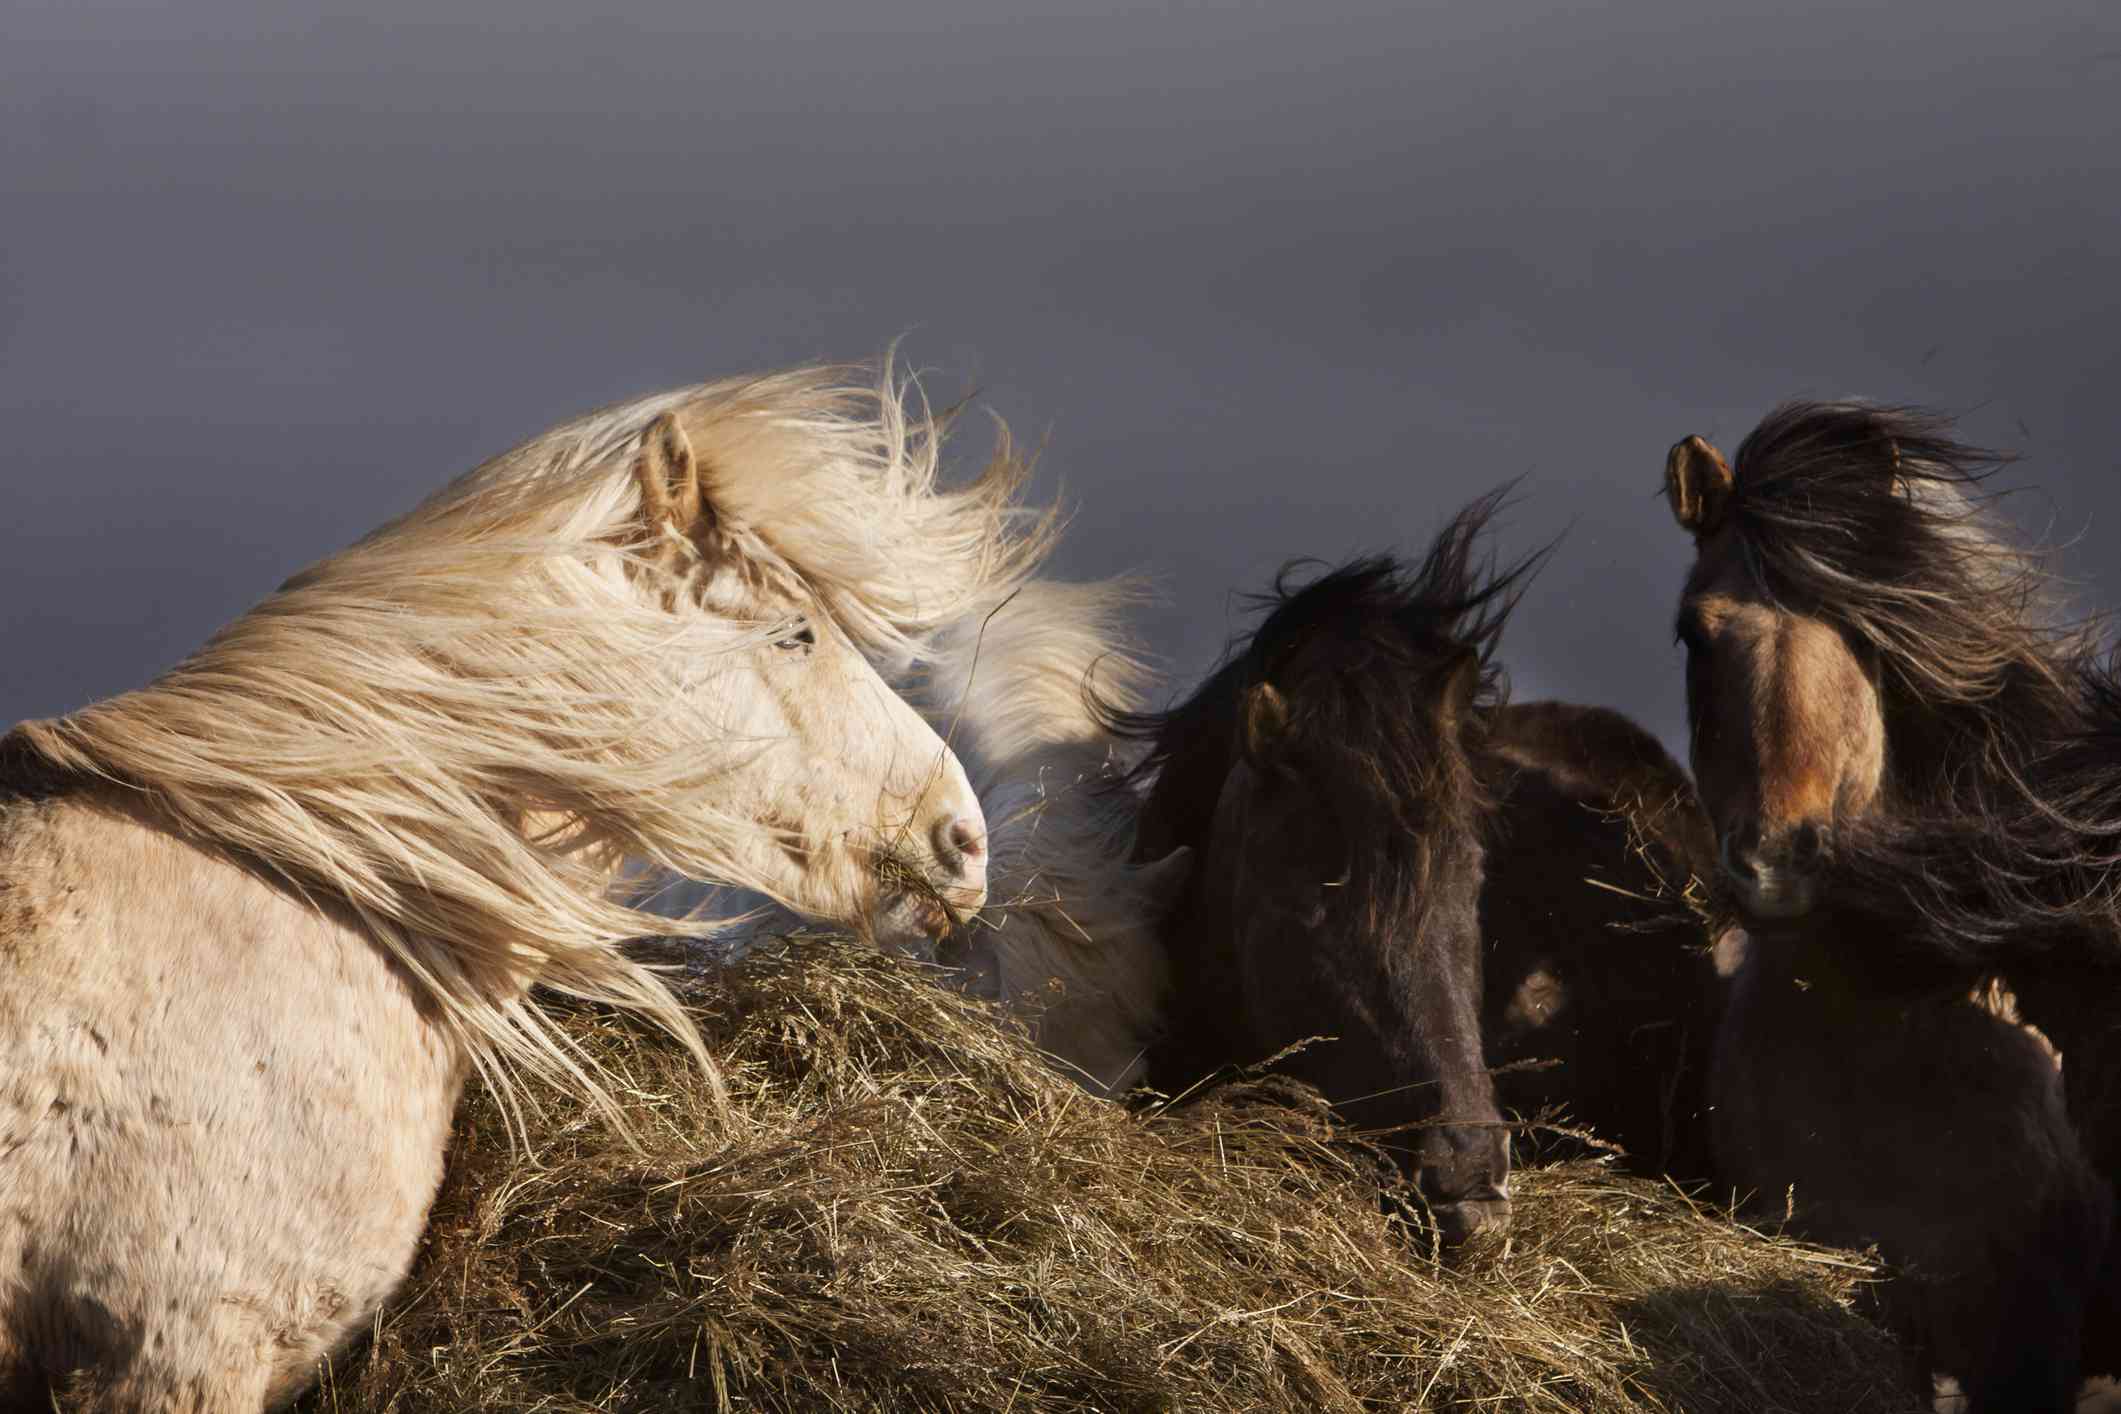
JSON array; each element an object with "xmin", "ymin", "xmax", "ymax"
[
  {"xmin": 935, "ymin": 816, "xmax": 985, "ymax": 872},
  {"xmin": 1719, "ymin": 831, "xmax": 1758, "ymax": 883},
  {"xmin": 1787, "ymin": 823, "xmax": 1825, "ymax": 873}
]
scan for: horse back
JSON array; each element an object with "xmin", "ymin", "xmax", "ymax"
[
  {"xmin": 0, "ymin": 728, "xmax": 86, "ymax": 805},
  {"xmin": 1476, "ymin": 701, "xmax": 1724, "ymax": 1177}
]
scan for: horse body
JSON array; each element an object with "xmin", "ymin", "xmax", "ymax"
[
  {"xmin": 1711, "ymin": 931, "xmax": 2106, "ymax": 1403},
  {"xmin": 1665, "ymin": 401, "xmax": 2112, "ymax": 1406},
  {"xmin": 0, "ymin": 790, "xmax": 461, "ymax": 1409},
  {"xmin": 1478, "ymin": 701, "xmax": 1723, "ymax": 1179},
  {"xmin": 0, "ymin": 365, "xmax": 1048, "ymax": 1408}
]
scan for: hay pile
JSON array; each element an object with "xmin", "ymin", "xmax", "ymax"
[{"xmin": 300, "ymin": 938, "xmax": 1919, "ymax": 1413}]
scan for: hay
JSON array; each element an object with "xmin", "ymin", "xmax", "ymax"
[{"xmin": 299, "ymin": 938, "xmax": 1919, "ymax": 1413}]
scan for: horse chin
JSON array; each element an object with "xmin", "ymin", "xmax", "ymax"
[
  {"xmin": 1733, "ymin": 874, "xmax": 1817, "ymax": 924},
  {"xmin": 867, "ymin": 889, "xmax": 960, "ymax": 959},
  {"xmin": 1432, "ymin": 1194, "xmax": 1513, "ymax": 1250}
]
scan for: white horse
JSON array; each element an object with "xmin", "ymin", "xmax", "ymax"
[
  {"xmin": 0, "ymin": 364, "xmax": 1050, "ymax": 1410},
  {"xmin": 919, "ymin": 578, "xmax": 1191, "ymax": 1098},
  {"xmin": 659, "ymin": 578, "xmax": 1191, "ymax": 1097}
]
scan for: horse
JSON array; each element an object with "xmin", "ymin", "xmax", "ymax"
[
  {"xmin": 1814, "ymin": 675, "xmax": 2121, "ymax": 1393},
  {"xmin": 639, "ymin": 575, "xmax": 1193, "ymax": 1097},
  {"xmin": 1113, "ymin": 494, "xmax": 1724, "ymax": 1246},
  {"xmin": 1474, "ymin": 699, "xmax": 1725, "ymax": 1180},
  {"xmin": 1663, "ymin": 400, "xmax": 2114, "ymax": 1407},
  {"xmin": 1818, "ymin": 657, "xmax": 2121, "ymax": 1158},
  {"xmin": 0, "ymin": 363, "xmax": 1052, "ymax": 1411},
  {"xmin": 917, "ymin": 578, "xmax": 1194, "ymax": 1098}
]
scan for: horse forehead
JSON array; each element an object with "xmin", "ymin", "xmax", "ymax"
[
  {"xmin": 1774, "ymin": 613, "xmax": 1866, "ymax": 686},
  {"xmin": 702, "ymin": 555, "xmax": 811, "ymax": 614},
  {"xmin": 1688, "ymin": 590, "xmax": 1854, "ymax": 677}
]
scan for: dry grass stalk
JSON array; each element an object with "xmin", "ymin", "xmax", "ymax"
[{"xmin": 299, "ymin": 937, "xmax": 1919, "ymax": 1413}]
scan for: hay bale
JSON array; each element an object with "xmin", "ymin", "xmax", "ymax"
[{"xmin": 299, "ymin": 937, "xmax": 1919, "ymax": 1413}]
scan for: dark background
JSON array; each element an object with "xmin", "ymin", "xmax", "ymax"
[{"xmin": 6, "ymin": 0, "xmax": 2118, "ymax": 753}]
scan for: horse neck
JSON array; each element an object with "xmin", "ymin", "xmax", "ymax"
[
  {"xmin": 966, "ymin": 730, "xmax": 1116, "ymax": 814},
  {"xmin": 1125, "ymin": 660, "xmax": 1247, "ymax": 862}
]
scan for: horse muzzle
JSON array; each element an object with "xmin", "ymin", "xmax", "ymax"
[
  {"xmin": 1431, "ymin": 1188, "xmax": 1513, "ymax": 1248},
  {"xmin": 868, "ymin": 820, "xmax": 990, "ymax": 952},
  {"xmin": 1721, "ymin": 824, "xmax": 1823, "ymax": 921},
  {"xmin": 927, "ymin": 813, "xmax": 989, "ymax": 912}
]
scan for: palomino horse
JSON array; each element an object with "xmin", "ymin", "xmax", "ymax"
[
  {"xmin": 0, "ymin": 366, "xmax": 1051, "ymax": 1410},
  {"xmin": 1113, "ymin": 495, "xmax": 1723, "ymax": 1245},
  {"xmin": 1664, "ymin": 400, "xmax": 2113, "ymax": 1408},
  {"xmin": 917, "ymin": 578, "xmax": 1194, "ymax": 1098}
]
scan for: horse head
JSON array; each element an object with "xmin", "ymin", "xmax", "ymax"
[
  {"xmin": 626, "ymin": 408, "xmax": 992, "ymax": 945},
  {"xmin": 1664, "ymin": 406, "xmax": 2057, "ymax": 925}
]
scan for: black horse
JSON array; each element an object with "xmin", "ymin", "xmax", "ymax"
[{"xmin": 1110, "ymin": 494, "xmax": 1725, "ymax": 1246}]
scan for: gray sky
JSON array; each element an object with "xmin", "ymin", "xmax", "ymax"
[{"xmin": 5, "ymin": 0, "xmax": 2118, "ymax": 754}]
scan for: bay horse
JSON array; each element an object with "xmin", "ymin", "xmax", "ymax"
[
  {"xmin": 0, "ymin": 365, "xmax": 1051, "ymax": 1411},
  {"xmin": 1114, "ymin": 494, "xmax": 1725, "ymax": 1246},
  {"xmin": 1664, "ymin": 400, "xmax": 2113, "ymax": 1407}
]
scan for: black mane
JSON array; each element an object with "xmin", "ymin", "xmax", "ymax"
[{"xmin": 1102, "ymin": 488, "xmax": 1544, "ymax": 860}]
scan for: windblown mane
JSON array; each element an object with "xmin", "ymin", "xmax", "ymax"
[
  {"xmin": 1707, "ymin": 401, "xmax": 2089, "ymax": 801},
  {"xmin": 1822, "ymin": 651, "xmax": 2121, "ymax": 968},
  {"xmin": 1240, "ymin": 545, "xmax": 1534, "ymax": 940},
  {"xmin": 3, "ymin": 364, "xmax": 1055, "ymax": 1108},
  {"xmin": 915, "ymin": 577, "xmax": 1176, "ymax": 1095},
  {"xmin": 1105, "ymin": 490, "xmax": 1538, "ymax": 865},
  {"xmin": 921, "ymin": 578, "xmax": 1152, "ymax": 775},
  {"xmin": 1124, "ymin": 493, "xmax": 1542, "ymax": 1113}
]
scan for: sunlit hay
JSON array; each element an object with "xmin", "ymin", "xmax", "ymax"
[
  {"xmin": 300, "ymin": 937, "xmax": 1920, "ymax": 1414},
  {"xmin": 1590, "ymin": 782, "xmax": 1734, "ymax": 942}
]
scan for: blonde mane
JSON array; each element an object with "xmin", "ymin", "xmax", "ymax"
[
  {"xmin": 7, "ymin": 363, "xmax": 1055, "ymax": 1109},
  {"xmin": 921, "ymin": 577, "xmax": 1185, "ymax": 1096}
]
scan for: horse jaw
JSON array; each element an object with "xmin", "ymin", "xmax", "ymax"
[
  {"xmin": 1732, "ymin": 867, "xmax": 1818, "ymax": 922},
  {"xmin": 867, "ymin": 889, "xmax": 963, "ymax": 958}
]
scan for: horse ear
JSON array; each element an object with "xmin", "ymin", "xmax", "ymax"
[
  {"xmin": 633, "ymin": 412, "xmax": 712, "ymax": 540},
  {"xmin": 1240, "ymin": 681, "xmax": 1291, "ymax": 765},
  {"xmin": 1130, "ymin": 846, "xmax": 1194, "ymax": 919},
  {"xmin": 1885, "ymin": 437, "xmax": 1911, "ymax": 499},
  {"xmin": 1435, "ymin": 648, "xmax": 1482, "ymax": 733},
  {"xmin": 1665, "ymin": 434, "xmax": 1733, "ymax": 537}
]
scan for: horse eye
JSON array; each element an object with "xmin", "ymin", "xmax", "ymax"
[{"xmin": 773, "ymin": 622, "xmax": 816, "ymax": 651}]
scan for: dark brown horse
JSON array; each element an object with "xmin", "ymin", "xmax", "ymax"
[
  {"xmin": 1817, "ymin": 664, "xmax": 2121, "ymax": 1193},
  {"xmin": 1665, "ymin": 400, "xmax": 2113, "ymax": 1407},
  {"xmin": 1112, "ymin": 496, "xmax": 1725, "ymax": 1248},
  {"xmin": 1476, "ymin": 700, "xmax": 1724, "ymax": 1181}
]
